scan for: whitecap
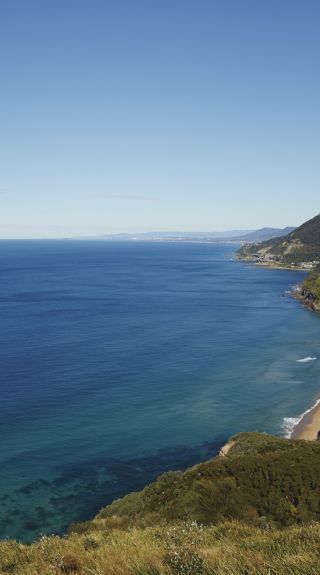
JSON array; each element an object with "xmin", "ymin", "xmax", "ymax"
[{"xmin": 296, "ymin": 357, "xmax": 317, "ymax": 363}]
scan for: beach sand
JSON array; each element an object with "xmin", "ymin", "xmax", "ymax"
[{"xmin": 291, "ymin": 401, "xmax": 320, "ymax": 440}]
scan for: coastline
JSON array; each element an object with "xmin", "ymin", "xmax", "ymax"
[
  {"xmin": 238, "ymin": 256, "xmax": 320, "ymax": 311},
  {"xmin": 292, "ymin": 290, "xmax": 320, "ymax": 312},
  {"xmin": 291, "ymin": 399, "xmax": 320, "ymax": 441},
  {"xmin": 236, "ymin": 256, "xmax": 307, "ymax": 272},
  {"xmin": 238, "ymin": 255, "xmax": 320, "ymax": 440}
]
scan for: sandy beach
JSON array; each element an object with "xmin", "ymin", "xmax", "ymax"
[{"xmin": 291, "ymin": 400, "xmax": 320, "ymax": 440}]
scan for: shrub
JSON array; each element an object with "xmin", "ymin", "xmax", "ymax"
[
  {"xmin": 83, "ymin": 536, "xmax": 99, "ymax": 550},
  {"xmin": 53, "ymin": 552, "xmax": 83, "ymax": 573},
  {"xmin": 164, "ymin": 521, "xmax": 204, "ymax": 575}
]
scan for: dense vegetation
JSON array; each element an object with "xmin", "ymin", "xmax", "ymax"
[
  {"xmin": 84, "ymin": 432, "xmax": 320, "ymax": 529},
  {"xmin": 237, "ymin": 213, "xmax": 320, "ymax": 265},
  {"xmin": 3, "ymin": 433, "xmax": 320, "ymax": 574},
  {"xmin": 301, "ymin": 266, "xmax": 320, "ymax": 305}
]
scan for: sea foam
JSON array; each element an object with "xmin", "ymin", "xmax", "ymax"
[
  {"xmin": 296, "ymin": 357, "xmax": 317, "ymax": 363},
  {"xmin": 282, "ymin": 398, "xmax": 320, "ymax": 438},
  {"xmin": 282, "ymin": 417, "xmax": 301, "ymax": 438}
]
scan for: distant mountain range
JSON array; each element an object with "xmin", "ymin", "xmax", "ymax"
[
  {"xmin": 237, "ymin": 214, "xmax": 320, "ymax": 265},
  {"xmin": 234, "ymin": 227, "xmax": 296, "ymax": 242},
  {"xmin": 89, "ymin": 227, "xmax": 295, "ymax": 243},
  {"xmin": 94, "ymin": 230, "xmax": 253, "ymax": 240}
]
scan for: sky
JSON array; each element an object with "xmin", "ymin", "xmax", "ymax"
[{"xmin": 0, "ymin": 0, "xmax": 320, "ymax": 238}]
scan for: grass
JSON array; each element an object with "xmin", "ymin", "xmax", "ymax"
[{"xmin": 2, "ymin": 521, "xmax": 320, "ymax": 574}]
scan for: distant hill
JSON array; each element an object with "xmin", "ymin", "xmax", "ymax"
[
  {"xmin": 93, "ymin": 230, "xmax": 254, "ymax": 241},
  {"xmin": 81, "ymin": 228, "xmax": 296, "ymax": 242},
  {"xmin": 237, "ymin": 214, "xmax": 320, "ymax": 265},
  {"xmin": 236, "ymin": 226, "xmax": 296, "ymax": 242}
]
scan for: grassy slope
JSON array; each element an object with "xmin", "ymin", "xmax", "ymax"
[
  {"xmin": 3, "ymin": 433, "xmax": 320, "ymax": 574},
  {"xmin": 3, "ymin": 521, "xmax": 320, "ymax": 575}
]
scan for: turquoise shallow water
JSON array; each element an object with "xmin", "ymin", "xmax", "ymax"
[{"xmin": 0, "ymin": 240, "xmax": 320, "ymax": 541}]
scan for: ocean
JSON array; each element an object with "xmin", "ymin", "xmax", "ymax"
[{"xmin": 0, "ymin": 240, "xmax": 320, "ymax": 542}]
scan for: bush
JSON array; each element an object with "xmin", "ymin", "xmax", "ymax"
[
  {"xmin": 83, "ymin": 536, "xmax": 99, "ymax": 550},
  {"xmin": 53, "ymin": 552, "xmax": 83, "ymax": 573},
  {"xmin": 164, "ymin": 521, "xmax": 204, "ymax": 575}
]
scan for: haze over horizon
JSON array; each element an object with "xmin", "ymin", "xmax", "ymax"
[
  {"xmin": 0, "ymin": 224, "xmax": 296, "ymax": 241},
  {"xmin": 1, "ymin": 1, "xmax": 320, "ymax": 238}
]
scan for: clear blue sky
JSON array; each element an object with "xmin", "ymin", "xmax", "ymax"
[{"xmin": 1, "ymin": 0, "xmax": 319, "ymax": 237}]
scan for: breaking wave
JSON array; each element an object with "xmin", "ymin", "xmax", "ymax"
[{"xmin": 282, "ymin": 398, "xmax": 320, "ymax": 438}]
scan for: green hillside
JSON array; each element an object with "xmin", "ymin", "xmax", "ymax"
[
  {"xmin": 237, "ymin": 213, "xmax": 320, "ymax": 266},
  {"xmin": 78, "ymin": 432, "xmax": 320, "ymax": 530},
  {"xmin": 4, "ymin": 433, "xmax": 320, "ymax": 574}
]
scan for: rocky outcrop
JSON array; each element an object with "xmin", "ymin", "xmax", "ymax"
[
  {"xmin": 219, "ymin": 440, "xmax": 236, "ymax": 456},
  {"xmin": 295, "ymin": 287, "xmax": 320, "ymax": 312}
]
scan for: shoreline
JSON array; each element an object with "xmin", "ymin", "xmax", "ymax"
[
  {"xmin": 239, "ymin": 256, "xmax": 320, "ymax": 440},
  {"xmin": 291, "ymin": 399, "xmax": 320, "ymax": 441},
  {"xmin": 236, "ymin": 256, "xmax": 307, "ymax": 272},
  {"xmin": 237, "ymin": 254, "xmax": 320, "ymax": 441},
  {"xmin": 292, "ymin": 290, "xmax": 320, "ymax": 312},
  {"xmin": 238, "ymin": 256, "xmax": 320, "ymax": 311}
]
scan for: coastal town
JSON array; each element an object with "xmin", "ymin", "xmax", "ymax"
[{"xmin": 251, "ymin": 252, "xmax": 320, "ymax": 269}]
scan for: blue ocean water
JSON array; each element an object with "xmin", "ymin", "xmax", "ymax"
[{"xmin": 0, "ymin": 240, "xmax": 320, "ymax": 541}]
